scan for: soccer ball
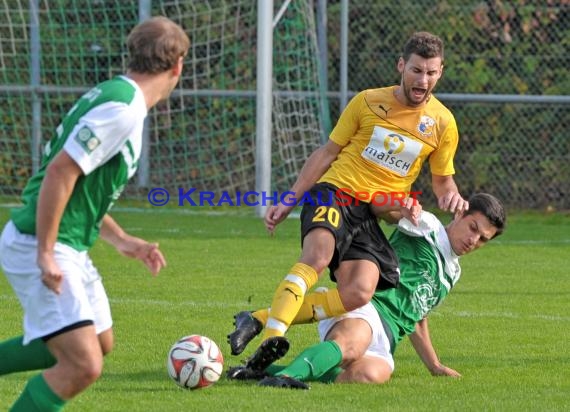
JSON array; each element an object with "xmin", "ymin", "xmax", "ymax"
[{"xmin": 167, "ymin": 335, "xmax": 224, "ymax": 389}]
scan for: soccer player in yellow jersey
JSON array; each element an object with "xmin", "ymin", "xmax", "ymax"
[{"xmin": 228, "ymin": 31, "xmax": 469, "ymax": 373}]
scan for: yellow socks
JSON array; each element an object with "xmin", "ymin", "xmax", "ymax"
[
  {"xmin": 298, "ymin": 288, "xmax": 347, "ymax": 322},
  {"xmin": 261, "ymin": 263, "xmax": 318, "ymax": 339},
  {"xmin": 254, "ymin": 287, "xmax": 347, "ymax": 327}
]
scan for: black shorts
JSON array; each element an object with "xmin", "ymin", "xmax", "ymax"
[{"xmin": 299, "ymin": 183, "xmax": 399, "ymax": 290}]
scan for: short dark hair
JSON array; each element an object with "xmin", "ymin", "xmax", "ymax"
[
  {"xmin": 402, "ymin": 32, "xmax": 444, "ymax": 62},
  {"xmin": 127, "ymin": 16, "xmax": 190, "ymax": 74},
  {"xmin": 465, "ymin": 193, "xmax": 506, "ymax": 238}
]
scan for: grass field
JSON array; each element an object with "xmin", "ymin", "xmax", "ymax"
[{"xmin": 0, "ymin": 205, "xmax": 569, "ymax": 411}]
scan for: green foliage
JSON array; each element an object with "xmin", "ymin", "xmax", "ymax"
[{"xmin": 325, "ymin": 1, "xmax": 569, "ymax": 209}]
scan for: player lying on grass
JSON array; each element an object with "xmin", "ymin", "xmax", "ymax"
[{"xmin": 227, "ymin": 193, "xmax": 506, "ymax": 389}]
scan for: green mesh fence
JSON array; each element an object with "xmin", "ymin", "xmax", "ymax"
[
  {"xmin": 0, "ymin": 0, "xmax": 324, "ymax": 202},
  {"xmin": 0, "ymin": 1, "xmax": 568, "ymax": 209}
]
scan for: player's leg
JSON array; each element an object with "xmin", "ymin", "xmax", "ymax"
[
  {"xmin": 336, "ymin": 355, "xmax": 393, "ymax": 384},
  {"xmin": 327, "ymin": 317, "xmax": 372, "ymax": 363},
  {"xmin": 282, "ymin": 213, "xmax": 399, "ymax": 323},
  {"xmin": 10, "ymin": 325, "xmax": 103, "ymax": 411},
  {"xmin": 333, "ymin": 217, "xmax": 400, "ymax": 310},
  {"xmin": 44, "ymin": 325, "xmax": 104, "ymax": 397},
  {"xmin": 227, "ymin": 229, "xmax": 330, "ymax": 356},
  {"xmin": 2, "ymin": 224, "xmax": 113, "ymax": 409},
  {"xmin": 240, "ymin": 226, "xmax": 333, "ymax": 370},
  {"xmin": 229, "ymin": 185, "xmax": 362, "ymax": 359},
  {"xmin": 226, "ymin": 277, "xmax": 371, "ymax": 360},
  {"xmin": 257, "ymin": 339, "xmax": 341, "ymax": 389},
  {"xmin": 0, "ymin": 222, "xmax": 56, "ymax": 376},
  {"xmin": 271, "ymin": 259, "xmax": 378, "ymax": 325},
  {"xmin": 0, "ymin": 328, "xmax": 112, "ymax": 378},
  {"xmin": 97, "ymin": 328, "xmax": 114, "ymax": 356},
  {"xmin": 8, "ymin": 275, "xmax": 110, "ymax": 410},
  {"xmin": 335, "ymin": 259, "xmax": 379, "ymax": 310},
  {"xmin": 0, "ymin": 337, "xmax": 56, "ymax": 375},
  {"xmin": 260, "ymin": 227, "xmax": 332, "ymax": 340},
  {"xmin": 259, "ymin": 308, "xmax": 376, "ymax": 389},
  {"xmin": 0, "ymin": 278, "xmax": 113, "ymax": 378},
  {"xmin": 334, "ymin": 306, "xmax": 394, "ymax": 384}
]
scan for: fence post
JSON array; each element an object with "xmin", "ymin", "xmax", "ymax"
[
  {"xmin": 255, "ymin": 0, "xmax": 273, "ymax": 218},
  {"xmin": 29, "ymin": 0, "xmax": 41, "ymax": 174},
  {"xmin": 339, "ymin": 0, "xmax": 349, "ymax": 110},
  {"xmin": 317, "ymin": 0, "xmax": 332, "ymax": 142},
  {"xmin": 137, "ymin": 0, "xmax": 151, "ymax": 189}
]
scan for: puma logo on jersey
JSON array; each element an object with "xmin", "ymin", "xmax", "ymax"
[{"xmin": 378, "ymin": 104, "xmax": 391, "ymax": 117}]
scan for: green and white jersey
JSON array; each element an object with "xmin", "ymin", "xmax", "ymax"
[
  {"xmin": 11, "ymin": 76, "xmax": 147, "ymax": 251},
  {"xmin": 371, "ymin": 211, "xmax": 460, "ymax": 351}
]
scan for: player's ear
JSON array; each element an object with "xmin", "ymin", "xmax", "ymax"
[
  {"xmin": 397, "ymin": 57, "xmax": 405, "ymax": 74},
  {"xmin": 172, "ymin": 56, "xmax": 184, "ymax": 77}
]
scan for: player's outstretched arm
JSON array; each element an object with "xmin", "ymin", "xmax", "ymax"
[
  {"xmin": 100, "ymin": 214, "xmax": 166, "ymax": 276},
  {"xmin": 409, "ymin": 318, "xmax": 461, "ymax": 378},
  {"xmin": 264, "ymin": 140, "xmax": 342, "ymax": 234}
]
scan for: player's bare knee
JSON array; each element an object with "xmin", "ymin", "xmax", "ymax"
[
  {"xmin": 339, "ymin": 288, "xmax": 373, "ymax": 311},
  {"xmin": 365, "ymin": 368, "xmax": 392, "ymax": 384},
  {"xmin": 48, "ymin": 356, "xmax": 103, "ymax": 397},
  {"xmin": 299, "ymin": 256, "xmax": 330, "ymax": 275},
  {"xmin": 340, "ymin": 345, "xmax": 361, "ymax": 363},
  {"xmin": 346, "ymin": 365, "xmax": 391, "ymax": 384},
  {"xmin": 74, "ymin": 358, "xmax": 103, "ymax": 387},
  {"xmin": 330, "ymin": 329, "xmax": 369, "ymax": 364}
]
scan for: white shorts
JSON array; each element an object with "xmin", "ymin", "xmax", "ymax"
[
  {"xmin": 318, "ymin": 302, "xmax": 395, "ymax": 371},
  {"xmin": 0, "ymin": 221, "xmax": 112, "ymax": 344}
]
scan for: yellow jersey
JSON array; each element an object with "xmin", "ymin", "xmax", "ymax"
[{"xmin": 319, "ymin": 86, "xmax": 458, "ymax": 200}]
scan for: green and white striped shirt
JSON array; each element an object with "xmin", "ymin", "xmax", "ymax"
[
  {"xmin": 371, "ymin": 212, "xmax": 461, "ymax": 350},
  {"xmin": 11, "ymin": 76, "xmax": 147, "ymax": 251}
]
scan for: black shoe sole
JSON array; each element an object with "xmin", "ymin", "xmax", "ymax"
[
  {"xmin": 226, "ymin": 365, "xmax": 269, "ymax": 381},
  {"xmin": 245, "ymin": 336, "xmax": 289, "ymax": 371},
  {"xmin": 258, "ymin": 375, "xmax": 309, "ymax": 390}
]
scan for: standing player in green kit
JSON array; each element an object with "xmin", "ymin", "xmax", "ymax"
[{"xmin": 0, "ymin": 17, "xmax": 189, "ymax": 411}]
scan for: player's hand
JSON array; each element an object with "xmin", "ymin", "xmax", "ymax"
[
  {"xmin": 116, "ymin": 236, "xmax": 166, "ymax": 276},
  {"xmin": 400, "ymin": 197, "xmax": 422, "ymax": 226},
  {"xmin": 438, "ymin": 192, "xmax": 469, "ymax": 215},
  {"xmin": 37, "ymin": 252, "xmax": 63, "ymax": 294},
  {"xmin": 264, "ymin": 203, "xmax": 295, "ymax": 234},
  {"xmin": 429, "ymin": 363, "xmax": 462, "ymax": 378}
]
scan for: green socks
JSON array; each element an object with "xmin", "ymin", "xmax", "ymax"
[
  {"xmin": 10, "ymin": 373, "xmax": 65, "ymax": 411},
  {"xmin": 274, "ymin": 340, "xmax": 343, "ymax": 383},
  {"xmin": 0, "ymin": 336, "xmax": 56, "ymax": 375}
]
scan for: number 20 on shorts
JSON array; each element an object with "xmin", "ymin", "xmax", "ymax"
[{"xmin": 311, "ymin": 206, "xmax": 340, "ymax": 228}]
